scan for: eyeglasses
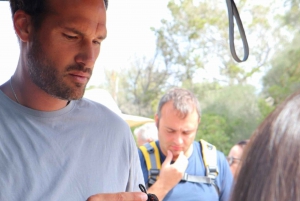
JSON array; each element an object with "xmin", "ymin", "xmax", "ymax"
[{"xmin": 226, "ymin": 156, "xmax": 242, "ymax": 166}]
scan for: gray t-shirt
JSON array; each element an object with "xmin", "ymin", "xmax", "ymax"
[{"xmin": 0, "ymin": 90, "xmax": 144, "ymax": 201}]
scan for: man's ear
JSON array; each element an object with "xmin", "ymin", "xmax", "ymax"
[
  {"xmin": 13, "ymin": 10, "xmax": 32, "ymax": 42},
  {"xmin": 155, "ymin": 114, "xmax": 159, "ymax": 128}
]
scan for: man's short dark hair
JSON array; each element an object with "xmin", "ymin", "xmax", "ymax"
[
  {"xmin": 237, "ymin": 140, "xmax": 248, "ymax": 146},
  {"xmin": 9, "ymin": 0, "xmax": 47, "ymax": 29},
  {"xmin": 9, "ymin": 0, "xmax": 108, "ymax": 29}
]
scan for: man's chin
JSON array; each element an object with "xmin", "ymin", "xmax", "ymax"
[
  {"xmin": 66, "ymin": 83, "xmax": 87, "ymax": 100},
  {"xmin": 52, "ymin": 88, "xmax": 85, "ymax": 101},
  {"xmin": 67, "ymin": 91, "xmax": 85, "ymax": 100}
]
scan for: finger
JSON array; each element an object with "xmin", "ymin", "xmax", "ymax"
[
  {"xmin": 174, "ymin": 151, "xmax": 183, "ymax": 161},
  {"xmin": 87, "ymin": 192, "xmax": 148, "ymax": 201},
  {"xmin": 162, "ymin": 150, "xmax": 173, "ymax": 167},
  {"xmin": 174, "ymin": 151, "xmax": 188, "ymax": 165}
]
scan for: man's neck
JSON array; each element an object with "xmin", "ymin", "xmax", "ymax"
[
  {"xmin": 0, "ymin": 78, "xmax": 70, "ymax": 111},
  {"xmin": 185, "ymin": 143, "xmax": 194, "ymax": 159}
]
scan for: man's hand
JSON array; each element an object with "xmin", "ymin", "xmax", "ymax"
[
  {"xmin": 87, "ymin": 192, "xmax": 148, "ymax": 201},
  {"xmin": 147, "ymin": 150, "xmax": 188, "ymax": 200},
  {"xmin": 159, "ymin": 150, "xmax": 189, "ymax": 188}
]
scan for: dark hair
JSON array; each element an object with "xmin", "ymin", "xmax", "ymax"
[
  {"xmin": 9, "ymin": 0, "xmax": 108, "ymax": 29},
  {"xmin": 236, "ymin": 139, "xmax": 249, "ymax": 148},
  {"xmin": 9, "ymin": 0, "xmax": 47, "ymax": 29},
  {"xmin": 230, "ymin": 90, "xmax": 300, "ymax": 201}
]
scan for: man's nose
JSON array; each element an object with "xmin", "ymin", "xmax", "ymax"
[
  {"xmin": 75, "ymin": 41, "xmax": 99, "ymax": 67},
  {"xmin": 174, "ymin": 134, "xmax": 183, "ymax": 144}
]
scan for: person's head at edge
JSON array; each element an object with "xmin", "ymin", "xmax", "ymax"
[
  {"xmin": 155, "ymin": 87, "xmax": 201, "ymax": 161},
  {"xmin": 134, "ymin": 123, "xmax": 158, "ymax": 147},
  {"xmin": 5, "ymin": 0, "xmax": 108, "ymax": 110},
  {"xmin": 227, "ymin": 140, "xmax": 248, "ymax": 179},
  {"xmin": 230, "ymin": 90, "xmax": 300, "ymax": 201}
]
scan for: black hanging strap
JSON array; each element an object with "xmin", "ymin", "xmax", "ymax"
[{"xmin": 226, "ymin": 0, "xmax": 249, "ymax": 62}]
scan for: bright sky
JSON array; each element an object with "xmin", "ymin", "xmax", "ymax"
[{"xmin": 0, "ymin": 0, "xmax": 170, "ymax": 86}]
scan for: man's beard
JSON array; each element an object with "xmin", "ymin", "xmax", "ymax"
[{"xmin": 27, "ymin": 36, "xmax": 92, "ymax": 100}]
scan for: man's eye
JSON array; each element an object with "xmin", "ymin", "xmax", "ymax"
[
  {"xmin": 63, "ymin": 34, "xmax": 77, "ymax": 40},
  {"xmin": 93, "ymin": 40, "xmax": 101, "ymax": 45}
]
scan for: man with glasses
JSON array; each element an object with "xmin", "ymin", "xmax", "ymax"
[{"xmin": 227, "ymin": 140, "xmax": 249, "ymax": 179}]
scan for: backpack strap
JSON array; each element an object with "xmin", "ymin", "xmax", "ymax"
[
  {"xmin": 199, "ymin": 139, "xmax": 220, "ymax": 194},
  {"xmin": 139, "ymin": 141, "xmax": 161, "ymax": 187},
  {"xmin": 180, "ymin": 140, "xmax": 219, "ymax": 195},
  {"xmin": 140, "ymin": 140, "xmax": 219, "ymax": 195}
]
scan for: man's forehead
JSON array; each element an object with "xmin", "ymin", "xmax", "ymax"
[
  {"xmin": 46, "ymin": 0, "xmax": 106, "ymax": 31},
  {"xmin": 229, "ymin": 145, "xmax": 243, "ymax": 156},
  {"xmin": 163, "ymin": 123, "xmax": 197, "ymax": 131}
]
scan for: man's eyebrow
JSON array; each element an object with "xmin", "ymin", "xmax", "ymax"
[
  {"xmin": 165, "ymin": 127, "xmax": 176, "ymax": 131},
  {"xmin": 62, "ymin": 27, "xmax": 83, "ymax": 35},
  {"xmin": 97, "ymin": 35, "xmax": 107, "ymax": 40},
  {"xmin": 61, "ymin": 27, "xmax": 107, "ymax": 40}
]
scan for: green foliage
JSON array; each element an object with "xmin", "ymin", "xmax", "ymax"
[
  {"xmin": 280, "ymin": 0, "xmax": 300, "ymax": 31},
  {"xmin": 183, "ymin": 81, "xmax": 222, "ymax": 100},
  {"xmin": 196, "ymin": 113, "xmax": 232, "ymax": 154},
  {"xmin": 257, "ymin": 98, "xmax": 275, "ymax": 122},
  {"xmin": 113, "ymin": 56, "xmax": 169, "ymax": 118},
  {"xmin": 153, "ymin": 0, "xmax": 274, "ymax": 86},
  {"xmin": 196, "ymin": 85, "xmax": 262, "ymax": 153},
  {"xmin": 263, "ymin": 33, "xmax": 300, "ymax": 105}
]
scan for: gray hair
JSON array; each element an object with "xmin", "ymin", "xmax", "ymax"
[
  {"xmin": 157, "ymin": 87, "xmax": 201, "ymax": 119},
  {"xmin": 134, "ymin": 123, "xmax": 158, "ymax": 141}
]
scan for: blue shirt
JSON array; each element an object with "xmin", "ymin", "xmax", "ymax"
[
  {"xmin": 138, "ymin": 141, "xmax": 233, "ymax": 201},
  {"xmin": 0, "ymin": 91, "xmax": 144, "ymax": 201}
]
